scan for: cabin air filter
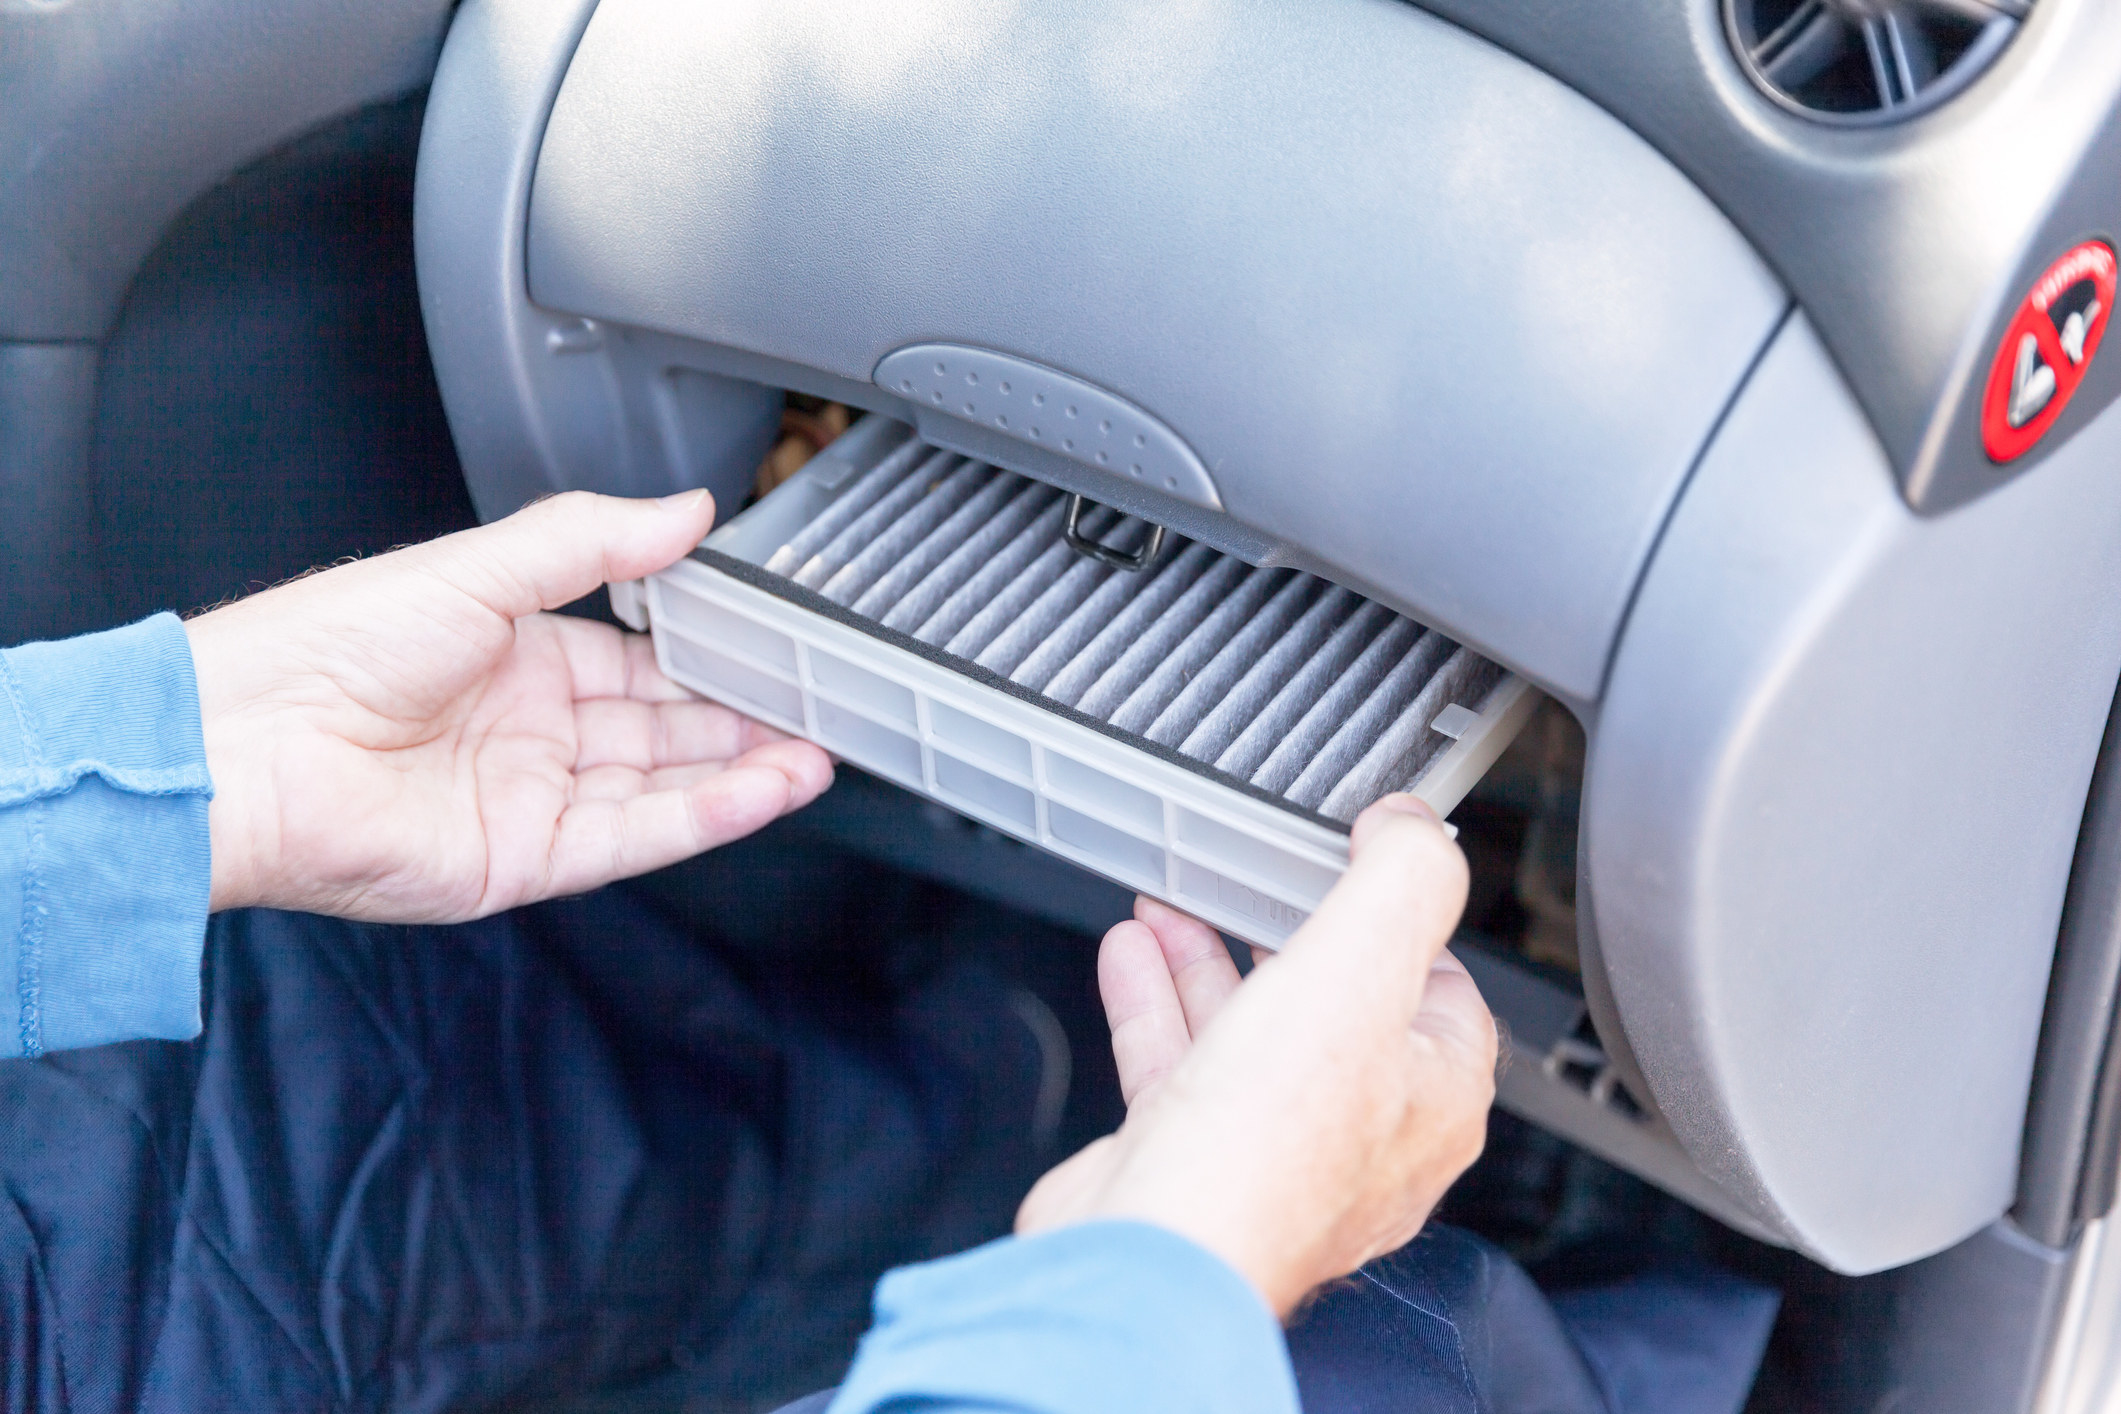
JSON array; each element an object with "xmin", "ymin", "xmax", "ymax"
[{"xmin": 628, "ymin": 415, "xmax": 1538, "ymax": 947}]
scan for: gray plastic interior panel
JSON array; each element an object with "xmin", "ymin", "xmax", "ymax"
[
  {"xmin": 515, "ymin": 0, "xmax": 1788, "ymax": 702},
  {"xmin": 2017, "ymin": 671, "xmax": 2121, "ymax": 1249},
  {"xmin": 629, "ymin": 419, "xmax": 1536, "ymax": 950},
  {"xmin": 1454, "ymin": 945, "xmax": 1783, "ymax": 1247},
  {"xmin": 415, "ymin": 0, "xmax": 786, "ymax": 525},
  {"xmin": 1405, "ymin": 0, "xmax": 2121, "ymax": 514},
  {"xmin": 0, "ymin": 0, "xmax": 452, "ymax": 341},
  {"xmin": 1, "ymin": 0, "xmax": 449, "ymax": 640},
  {"xmin": 1589, "ymin": 313, "xmax": 2121, "ymax": 1275},
  {"xmin": 0, "ymin": 343, "xmax": 102, "ymax": 643}
]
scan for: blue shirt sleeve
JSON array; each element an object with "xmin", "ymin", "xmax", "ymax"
[
  {"xmin": 0, "ymin": 613, "xmax": 213, "ymax": 1058},
  {"xmin": 829, "ymin": 1221, "xmax": 1299, "ymax": 1414}
]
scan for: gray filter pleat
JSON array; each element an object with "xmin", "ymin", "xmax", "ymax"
[
  {"xmin": 1142, "ymin": 571, "xmax": 1319, "ymax": 747},
  {"xmin": 1032, "ymin": 544, "xmax": 1221, "ymax": 706},
  {"xmin": 908, "ymin": 497, "xmax": 1071, "ymax": 647},
  {"xmin": 1075, "ymin": 556, "xmax": 1252, "ymax": 719},
  {"xmin": 1284, "ymin": 630, "xmax": 1455, "ymax": 810},
  {"xmin": 764, "ymin": 434, "xmax": 931, "ymax": 579},
  {"xmin": 756, "ymin": 423, "xmax": 1507, "ymax": 823},
  {"xmin": 1250, "ymin": 614, "xmax": 1424, "ymax": 797},
  {"xmin": 851, "ymin": 470, "xmax": 1022, "ymax": 620},
  {"xmin": 1215, "ymin": 598, "xmax": 1391, "ymax": 782},
  {"xmin": 1179, "ymin": 584, "xmax": 1357, "ymax": 764},
  {"xmin": 875, "ymin": 481, "xmax": 1061, "ymax": 634},
  {"xmin": 1108, "ymin": 566, "xmax": 1290, "ymax": 735},
  {"xmin": 792, "ymin": 446, "xmax": 960, "ymax": 590},
  {"xmin": 943, "ymin": 506, "xmax": 1122, "ymax": 661},
  {"xmin": 820, "ymin": 455, "xmax": 990, "ymax": 604},
  {"xmin": 1009, "ymin": 543, "xmax": 1196, "ymax": 693},
  {"xmin": 1318, "ymin": 648, "xmax": 1504, "ymax": 820}
]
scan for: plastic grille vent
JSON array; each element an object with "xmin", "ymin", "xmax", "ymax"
[
  {"xmin": 754, "ymin": 423, "xmax": 1501, "ymax": 823},
  {"xmin": 1726, "ymin": 0, "xmax": 2023, "ymax": 123}
]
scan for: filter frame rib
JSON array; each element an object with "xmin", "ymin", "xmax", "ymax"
[{"xmin": 695, "ymin": 542, "xmax": 1359, "ymax": 830}]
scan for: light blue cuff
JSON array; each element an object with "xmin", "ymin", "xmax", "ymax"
[
  {"xmin": 830, "ymin": 1221, "xmax": 1298, "ymax": 1414},
  {"xmin": 0, "ymin": 613, "xmax": 213, "ymax": 1057}
]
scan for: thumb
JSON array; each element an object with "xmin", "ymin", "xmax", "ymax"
[
  {"xmin": 1280, "ymin": 793, "xmax": 1469, "ymax": 1014},
  {"xmin": 408, "ymin": 488, "xmax": 718, "ymax": 621}
]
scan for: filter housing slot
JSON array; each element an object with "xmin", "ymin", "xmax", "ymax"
[{"xmin": 637, "ymin": 416, "xmax": 1537, "ymax": 948}]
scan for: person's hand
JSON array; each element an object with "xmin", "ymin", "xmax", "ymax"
[
  {"xmin": 1015, "ymin": 794, "xmax": 1496, "ymax": 1317},
  {"xmin": 186, "ymin": 489, "xmax": 834, "ymax": 921}
]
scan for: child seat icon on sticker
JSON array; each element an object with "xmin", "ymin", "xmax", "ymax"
[{"xmin": 1982, "ymin": 239, "xmax": 2117, "ymax": 464}]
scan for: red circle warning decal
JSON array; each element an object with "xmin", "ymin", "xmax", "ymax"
[{"xmin": 1982, "ymin": 240, "xmax": 2116, "ymax": 463}]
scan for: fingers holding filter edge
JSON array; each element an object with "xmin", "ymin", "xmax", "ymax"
[
  {"xmin": 1287, "ymin": 792, "xmax": 1470, "ymax": 1002},
  {"xmin": 1099, "ymin": 920, "xmax": 1196, "ymax": 1106},
  {"xmin": 1132, "ymin": 897, "xmax": 1243, "ymax": 1038}
]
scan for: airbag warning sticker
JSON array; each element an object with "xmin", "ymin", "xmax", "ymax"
[{"xmin": 1982, "ymin": 240, "xmax": 2115, "ymax": 464}]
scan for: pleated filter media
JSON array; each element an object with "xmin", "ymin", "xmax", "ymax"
[{"xmin": 632, "ymin": 415, "xmax": 1537, "ymax": 947}]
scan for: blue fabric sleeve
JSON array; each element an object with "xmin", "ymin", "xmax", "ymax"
[
  {"xmin": 0, "ymin": 613, "xmax": 213, "ymax": 1057},
  {"xmin": 829, "ymin": 1221, "xmax": 1299, "ymax": 1414}
]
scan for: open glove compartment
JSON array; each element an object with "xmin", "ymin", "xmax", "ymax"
[
  {"xmin": 630, "ymin": 413, "xmax": 1535, "ymax": 949},
  {"xmin": 416, "ymin": 0, "xmax": 2121, "ymax": 1274}
]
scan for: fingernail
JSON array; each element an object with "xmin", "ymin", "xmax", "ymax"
[
  {"xmin": 1375, "ymin": 792, "xmax": 1439, "ymax": 822},
  {"xmin": 658, "ymin": 488, "xmax": 713, "ymax": 510}
]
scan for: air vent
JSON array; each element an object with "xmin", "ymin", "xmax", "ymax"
[
  {"xmin": 1726, "ymin": 0, "xmax": 2023, "ymax": 123},
  {"xmin": 630, "ymin": 415, "xmax": 1538, "ymax": 947}
]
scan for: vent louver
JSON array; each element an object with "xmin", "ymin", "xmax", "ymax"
[
  {"xmin": 1727, "ymin": 0, "xmax": 2023, "ymax": 123},
  {"xmin": 634, "ymin": 415, "xmax": 1536, "ymax": 947}
]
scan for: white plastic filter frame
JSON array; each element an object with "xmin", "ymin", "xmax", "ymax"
[{"xmin": 639, "ymin": 558, "xmax": 1539, "ymax": 949}]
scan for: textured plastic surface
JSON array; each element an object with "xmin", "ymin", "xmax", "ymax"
[
  {"xmin": 520, "ymin": 0, "xmax": 1787, "ymax": 701},
  {"xmin": 1589, "ymin": 315, "xmax": 2121, "ymax": 1273},
  {"xmin": 873, "ymin": 346, "xmax": 1223, "ymax": 511},
  {"xmin": 640, "ymin": 421, "xmax": 1536, "ymax": 949},
  {"xmin": 1456, "ymin": 946, "xmax": 1784, "ymax": 1246}
]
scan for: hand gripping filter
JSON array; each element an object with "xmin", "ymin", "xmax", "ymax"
[{"xmin": 632, "ymin": 416, "xmax": 1538, "ymax": 947}]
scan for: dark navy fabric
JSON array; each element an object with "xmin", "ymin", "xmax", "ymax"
[
  {"xmin": 1548, "ymin": 1274, "xmax": 1780, "ymax": 1414},
  {"xmin": 0, "ymin": 839, "xmax": 1780, "ymax": 1414},
  {"xmin": 1281, "ymin": 1227, "xmax": 1779, "ymax": 1414},
  {"xmin": 767, "ymin": 1225, "xmax": 1780, "ymax": 1414},
  {"xmin": 0, "ymin": 887, "xmax": 1047, "ymax": 1414},
  {"xmin": 1287, "ymin": 1225, "xmax": 1604, "ymax": 1414}
]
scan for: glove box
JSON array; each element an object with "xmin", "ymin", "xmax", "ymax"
[{"xmin": 416, "ymin": 0, "xmax": 2121, "ymax": 1277}]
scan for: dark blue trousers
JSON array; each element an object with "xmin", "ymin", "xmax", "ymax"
[
  {"xmin": 1281, "ymin": 1226, "xmax": 1778, "ymax": 1414},
  {"xmin": 0, "ymin": 879, "xmax": 1775, "ymax": 1414},
  {"xmin": 767, "ymin": 1222, "xmax": 1780, "ymax": 1414},
  {"xmin": 0, "ymin": 887, "xmax": 1048, "ymax": 1413}
]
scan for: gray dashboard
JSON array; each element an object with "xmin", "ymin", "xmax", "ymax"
[
  {"xmin": 1415, "ymin": 0, "xmax": 2121, "ymax": 514},
  {"xmin": 13, "ymin": 0, "xmax": 2117, "ymax": 1281},
  {"xmin": 413, "ymin": 0, "xmax": 2121, "ymax": 1273}
]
